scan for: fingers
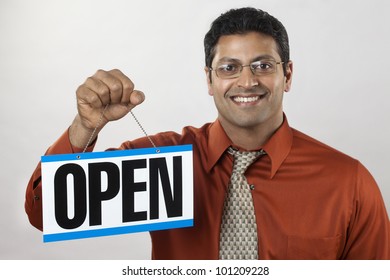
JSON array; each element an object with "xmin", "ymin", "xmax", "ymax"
[
  {"xmin": 129, "ymin": 90, "xmax": 145, "ymax": 106},
  {"xmin": 96, "ymin": 69, "xmax": 134, "ymax": 104},
  {"xmin": 77, "ymin": 69, "xmax": 141, "ymax": 108}
]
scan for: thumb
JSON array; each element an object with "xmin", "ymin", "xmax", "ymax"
[{"xmin": 130, "ymin": 90, "xmax": 145, "ymax": 106}]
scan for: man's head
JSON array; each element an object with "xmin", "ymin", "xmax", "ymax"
[
  {"xmin": 204, "ymin": 7, "xmax": 290, "ymax": 75},
  {"xmin": 203, "ymin": 7, "xmax": 293, "ymax": 147}
]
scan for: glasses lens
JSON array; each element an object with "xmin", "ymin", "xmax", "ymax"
[
  {"xmin": 251, "ymin": 60, "xmax": 277, "ymax": 75},
  {"xmin": 213, "ymin": 60, "xmax": 282, "ymax": 79},
  {"xmin": 216, "ymin": 63, "xmax": 241, "ymax": 78}
]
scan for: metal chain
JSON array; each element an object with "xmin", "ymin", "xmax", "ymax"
[
  {"xmin": 82, "ymin": 104, "xmax": 109, "ymax": 153},
  {"xmin": 130, "ymin": 110, "xmax": 157, "ymax": 149},
  {"xmin": 82, "ymin": 104, "xmax": 157, "ymax": 153}
]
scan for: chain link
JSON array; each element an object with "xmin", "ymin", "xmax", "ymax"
[
  {"xmin": 82, "ymin": 104, "xmax": 158, "ymax": 153},
  {"xmin": 129, "ymin": 111, "xmax": 157, "ymax": 149},
  {"xmin": 82, "ymin": 104, "xmax": 109, "ymax": 153}
]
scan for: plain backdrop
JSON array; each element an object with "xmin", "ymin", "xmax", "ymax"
[{"xmin": 1, "ymin": 0, "xmax": 389, "ymax": 259}]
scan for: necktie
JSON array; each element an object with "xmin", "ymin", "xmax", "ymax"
[{"xmin": 219, "ymin": 147, "xmax": 266, "ymax": 259}]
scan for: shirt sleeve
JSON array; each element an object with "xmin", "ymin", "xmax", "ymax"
[
  {"xmin": 342, "ymin": 162, "xmax": 390, "ymax": 259},
  {"xmin": 24, "ymin": 128, "xmax": 95, "ymax": 231}
]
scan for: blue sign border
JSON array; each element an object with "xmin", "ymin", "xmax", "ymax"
[
  {"xmin": 42, "ymin": 144, "xmax": 194, "ymax": 242},
  {"xmin": 41, "ymin": 144, "xmax": 193, "ymax": 163},
  {"xmin": 43, "ymin": 219, "xmax": 194, "ymax": 242}
]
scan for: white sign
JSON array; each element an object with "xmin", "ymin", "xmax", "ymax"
[{"xmin": 41, "ymin": 145, "xmax": 193, "ymax": 242}]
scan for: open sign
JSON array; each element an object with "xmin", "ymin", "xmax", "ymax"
[{"xmin": 41, "ymin": 145, "xmax": 193, "ymax": 242}]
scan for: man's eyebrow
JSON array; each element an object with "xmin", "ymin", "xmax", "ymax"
[
  {"xmin": 215, "ymin": 57, "xmax": 241, "ymax": 64},
  {"xmin": 251, "ymin": 55, "xmax": 277, "ymax": 62},
  {"xmin": 216, "ymin": 55, "xmax": 278, "ymax": 64}
]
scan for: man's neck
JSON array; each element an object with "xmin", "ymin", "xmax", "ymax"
[{"xmin": 219, "ymin": 115, "xmax": 284, "ymax": 151}]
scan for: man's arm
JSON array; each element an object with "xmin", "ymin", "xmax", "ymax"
[
  {"xmin": 343, "ymin": 162, "xmax": 390, "ymax": 259},
  {"xmin": 24, "ymin": 129, "xmax": 90, "ymax": 230},
  {"xmin": 24, "ymin": 69, "xmax": 145, "ymax": 230}
]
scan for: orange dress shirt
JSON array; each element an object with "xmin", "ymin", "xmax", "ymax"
[{"xmin": 25, "ymin": 116, "xmax": 390, "ymax": 259}]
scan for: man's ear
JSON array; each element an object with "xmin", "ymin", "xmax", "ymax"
[
  {"xmin": 204, "ymin": 66, "xmax": 214, "ymax": 96},
  {"xmin": 284, "ymin": 60, "xmax": 293, "ymax": 92}
]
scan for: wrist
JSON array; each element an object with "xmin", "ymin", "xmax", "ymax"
[{"xmin": 69, "ymin": 115, "xmax": 99, "ymax": 149}]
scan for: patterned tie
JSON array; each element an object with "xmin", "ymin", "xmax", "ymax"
[{"xmin": 219, "ymin": 147, "xmax": 266, "ymax": 259}]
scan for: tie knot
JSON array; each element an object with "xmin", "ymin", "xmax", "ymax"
[{"xmin": 228, "ymin": 147, "xmax": 265, "ymax": 174}]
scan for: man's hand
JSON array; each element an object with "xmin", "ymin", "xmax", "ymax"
[{"xmin": 69, "ymin": 69, "xmax": 145, "ymax": 148}]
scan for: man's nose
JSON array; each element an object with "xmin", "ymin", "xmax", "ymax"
[{"xmin": 237, "ymin": 66, "xmax": 259, "ymax": 88}]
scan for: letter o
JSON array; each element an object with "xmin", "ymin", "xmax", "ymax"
[{"xmin": 54, "ymin": 163, "xmax": 87, "ymax": 229}]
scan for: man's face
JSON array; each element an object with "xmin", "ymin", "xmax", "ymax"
[{"xmin": 205, "ymin": 32, "xmax": 293, "ymax": 134}]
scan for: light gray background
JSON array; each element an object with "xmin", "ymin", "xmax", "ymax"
[{"xmin": 1, "ymin": 0, "xmax": 389, "ymax": 259}]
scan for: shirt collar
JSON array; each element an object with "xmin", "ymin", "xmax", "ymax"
[
  {"xmin": 206, "ymin": 114, "xmax": 293, "ymax": 179},
  {"xmin": 262, "ymin": 114, "xmax": 293, "ymax": 178},
  {"xmin": 206, "ymin": 120, "xmax": 232, "ymax": 172}
]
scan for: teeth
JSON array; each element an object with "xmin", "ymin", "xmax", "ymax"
[{"xmin": 233, "ymin": 96, "xmax": 260, "ymax": 103}]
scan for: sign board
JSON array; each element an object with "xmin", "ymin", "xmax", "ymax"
[{"xmin": 41, "ymin": 145, "xmax": 193, "ymax": 242}]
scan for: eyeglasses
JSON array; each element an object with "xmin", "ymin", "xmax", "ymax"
[{"xmin": 209, "ymin": 59, "xmax": 284, "ymax": 79}]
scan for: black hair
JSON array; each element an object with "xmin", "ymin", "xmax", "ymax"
[{"xmin": 204, "ymin": 7, "xmax": 290, "ymax": 75}]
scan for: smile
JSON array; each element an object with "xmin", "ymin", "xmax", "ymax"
[
  {"xmin": 231, "ymin": 93, "xmax": 267, "ymax": 104},
  {"xmin": 233, "ymin": 96, "xmax": 260, "ymax": 103}
]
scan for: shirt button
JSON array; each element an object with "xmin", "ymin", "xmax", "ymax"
[
  {"xmin": 34, "ymin": 196, "xmax": 40, "ymax": 200},
  {"xmin": 249, "ymin": 184, "xmax": 255, "ymax": 190}
]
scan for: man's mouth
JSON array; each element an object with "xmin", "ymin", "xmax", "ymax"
[
  {"xmin": 232, "ymin": 96, "xmax": 260, "ymax": 103},
  {"xmin": 231, "ymin": 93, "xmax": 267, "ymax": 104}
]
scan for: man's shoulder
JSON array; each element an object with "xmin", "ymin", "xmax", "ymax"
[
  {"xmin": 156, "ymin": 122, "xmax": 214, "ymax": 139},
  {"xmin": 147, "ymin": 122, "xmax": 214, "ymax": 146},
  {"xmin": 172, "ymin": 121, "xmax": 222, "ymax": 141},
  {"xmin": 290, "ymin": 127, "xmax": 358, "ymax": 165}
]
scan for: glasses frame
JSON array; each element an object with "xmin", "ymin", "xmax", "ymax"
[{"xmin": 209, "ymin": 60, "xmax": 284, "ymax": 79}]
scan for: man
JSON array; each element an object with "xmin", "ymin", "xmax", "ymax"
[{"xmin": 25, "ymin": 7, "xmax": 389, "ymax": 259}]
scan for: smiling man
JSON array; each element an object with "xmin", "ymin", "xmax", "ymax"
[
  {"xmin": 205, "ymin": 31, "xmax": 292, "ymax": 150},
  {"xmin": 25, "ymin": 7, "xmax": 389, "ymax": 259}
]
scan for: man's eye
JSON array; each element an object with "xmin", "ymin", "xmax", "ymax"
[
  {"xmin": 260, "ymin": 63, "xmax": 271, "ymax": 69},
  {"xmin": 252, "ymin": 61, "xmax": 274, "ymax": 71},
  {"xmin": 218, "ymin": 64, "xmax": 238, "ymax": 72}
]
